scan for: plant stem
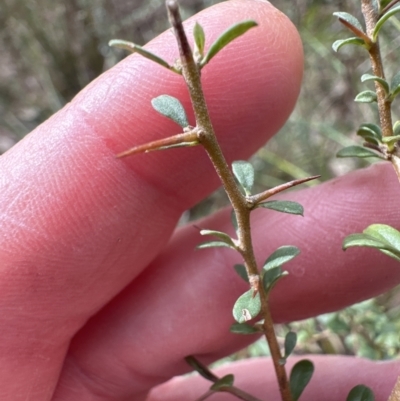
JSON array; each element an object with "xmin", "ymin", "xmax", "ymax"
[
  {"xmin": 361, "ymin": 0, "xmax": 393, "ymax": 138},
  {"xmin": 166, "ymin": 1, "xmax": 292, "ymax": 400},
  {"xmin": 362, "ymin": 0, "xmax": 400, "ymax": 183}
]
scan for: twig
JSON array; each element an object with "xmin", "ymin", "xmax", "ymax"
[{"xmin": 166, "ymin": 2, "xmax": 293, "ymax": 400}]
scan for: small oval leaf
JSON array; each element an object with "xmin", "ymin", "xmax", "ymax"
[
  {"xmin": 336, "ymin": 146, "xmax": 384, "ymax": 159},
  {"xmin": 185, "ymin": 356, "xmax": 216, "ymax": 381},
  {"xmin": 230, "ymin": 322, "xmax": 259, "ymax": 335},
  {"xmin": 394, "ymin": 121, "xmax": 400, "ymax": 136},
  {"xmin": 232, "ymin": 290, "xmax": 261, "ymax": 323},
  {"xmin": 389, "ymin": 71, "xmax": 400, "ymax": 101},
  {"xmin": 332, "ymin": 37, "xmax": 366, "ymax": 52},
  {"xmin": 197, "ymin": 241, "xmax": 236, "ymax": 250},
  {"xmin": 364, "ymin": 224, "xmax": 400, "ymax": 253},
  {"xmin": 333, "ymin": 12, "xmax": 365, "ymax": 33},
  {"xmin": 200, "ymin": 229, "xmax": 235, "ymax": 247},
  {"xmin": 258, "ymin": 200, "xmax": 304, "ymax": 216},
  {"xmin": 233, "ymin": 264, "xmax": 249, "ymax": 283},
  {"xmin": 361, "ymin": 74, "xmax": 389, "ymax": 94},
  {"xmin": 346, "ymin": 385, "xmax": 375, "ymax": 401},
  {"xmin": 232, "ymin": 160, "xmax": 255, "ymax": 196},
  {"xmin": 210, "ymin": 374, "xmax": 234, "ymax": 391},
  {"xmin": 262, "ymin": 266, "xmax": 288, "ymax": 293},
  {"xmin": 343, "ymin": 229, "xmax": 400, "ymax": 262},
  {"xmin": 109, "ymin": 40, "xmax": 175, "ymax": 72},
  {"xmin": 151, "ymin": 95, "xmax": 189, "ymax": 128},
  {"xmin": 355, "ymin": 90, "xmax": 377, "ymax": 103},
  {"xmin": 193, "ymin": 22, "xmax": 206, "ymax": 57},
  {"xmin": 357, "ymin": 123, "xmax": 382, "ymax": 144},
  {"xmin": 373, "ymin": 5, "xmax": 400, "ymax": 42},
  {"xmin": 201, "ymin": 20, "xmax": 258, "ymax": 66},
  {"xmin": 284, "ymin": 331, "xmax": 297, "ymax": 358},
  {"xmin": 263, "ymin": 245, "xmax": 300, "ymax": 271},
  {"xmin": 290, "ymin": 360, "xmax": 314, "ymax": 401}
]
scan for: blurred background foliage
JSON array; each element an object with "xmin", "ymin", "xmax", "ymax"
[{"xmin": 1, "ymin": 0, "xmax": 400, "ymax": 362}]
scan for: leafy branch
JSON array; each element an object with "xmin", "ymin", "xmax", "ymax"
[{"xmin": 110, "ymin": 1, "xmax": 318, "ymax": 400}]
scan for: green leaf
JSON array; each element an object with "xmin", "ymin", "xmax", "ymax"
[
  {"xmin": 230, "ymin": 322, "xmax": 259, "ymax": 335},
  {"xmin": 151, "ymin": 95, "xmax": 189, "ymax": 128},
  {"xmin": 263, "ymin": 246, "xmax": 300, "ymax": 271},
  {"xmin": 346, "ymin": 385, "xmax": 375, "ymax": 401},
  {"xmin": 193, "ymin": 22, "xmax": 206, "ymax": 57},
  {"xmin": 382, "ymin": 134, "xmax": 400, "ymax": 144},
  {"xmin": 343, "ymin": 224, "xmax": 400, "ymax": 262},
  {"xmin": 200, "ymin": 229, "xmax": 236, "ymax": 248},
  {"xmin": 332, "ymin": 37, "xmax": 366, "ymax": 52},
  {"xmin": 232, "ymin": 160, "xmax": 255, "ymax": 196},
  {"xmin": 389, "ymin": 71, "xmax": 400, "ymax": 101},
  {"xmin": 290, "ymin": 360, "xmax": 314, "ymax": 401},
  {"xmin": 258, "ymin": 200, "xmax": 304, "ymax": 216},
  {"xmin": 233, "ymin": 264, "xmax": 249, "ymax": 283},
  {"xmin": 284, "ymin": 331, "xmax": 297, "ymax": 358},
  {"xmin": 364, "ymin": 224, "xmax": 400, "ymax": 257},
  {"xmin": 210, "ymin": 374, "xmax": 234, "ymax": 391},
  {"xmin": 333, "ymin": 12, "xmax": 365, "ymax": 33},
  {"xmin": 394, "ymin": 121, "xmax": 400, "ymax": 136},
  {"xmin": 373, "ymin": 5, "xmax": 400, "ymax": 42},
  {"xmin": 201, "ymin": 20, "xmax": 258, "ymax": 66},
  {"xmin": 232, "ymin": 289, "xmax": 261, "ymax": 323},
  {"xmin": 197, "ymin": 241, "xmax": 236, "ymax": 250},
  {"xmin": 262, "ymin": 266, "xmax": 288, "ymax": 293},
  {"xmin": 185, "ymin": 356, "xmax": 216, "ymax": 381},
  {"xmin": 357, "ymin": 123, "xmax": 382, "ymax": 145},
  {"xmin": 109, "ymin": 40, "xmax": 175, "ymax": 72},
  {"xmin": 336, "ymin": 146, "xmax": 384, "ymax": 159},
  {"xmin": 361, "ymin": 74, "xmax": 389, "ymax": 94},
  {"xmin": 355, "ymin": 90, "xmax": 377, "ymax": 103}
]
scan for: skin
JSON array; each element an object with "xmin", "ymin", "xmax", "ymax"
[{"xmin": 1, "ymin": 0, "xmax": 400, "ymax": 400}]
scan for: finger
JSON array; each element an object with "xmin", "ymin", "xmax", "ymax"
[
  {"xmin": 52, "ymin": 163, "xmax": 400, "ymax": 401},
  {"xmin": 0, "ymin": 0, "xmax": 302, "ymax": 400},
  {"xmin": 147, "ymin": 356, "xmax": 399, "ymax": 401}
]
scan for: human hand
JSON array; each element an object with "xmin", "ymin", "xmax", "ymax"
[{"xmin": 1, "ymin": 1, "xmax": 400, "ymax": 400}]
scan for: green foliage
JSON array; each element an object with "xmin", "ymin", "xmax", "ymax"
[
  {"xmin": 151, "ymin": 95, "xmax": 189, "ymax": 128},
  {"xmin": 289, "ymin": 360, "xmax": 314, "ymax": 401},
  {"xmin": 263, "ymin": 246, "xmax": 300, "ymax": 271},
  {"xmin": 230, "ymin": 322, "xmax": 259, "ymax": 335},
  {"xmin": 354, "ymin": 90, "xmax": 377, "ymax": 103},
  {"xmin": 199, "ymin": 229, "xmax": 236, "ymax": 248},
  {"xmin": 210, "ymin": 374, "xmax": 234, "ymax": 391},
  {"xmin": 200, "ymin": 20, "xmax": 258, "ymax": 67},
  {"xmin": 361, "ymin": 74, "xmax": 389, "ymax": 94},
  {"xmin": 185, "ymin": 356, "xmax": 216, "ymax": 381},
  {"xmin": 336, "ymin": 146, "xmax": 384, "ymax": 159},
  {"xmin": 357, "ymin": 123, "xmax": 382, "ymax": 145},
  {"xmin": 332, "ymin": 37, "xmax": 367, "ymax": 52},
  {"xmin": 282, "ymin": 331, "xmax": 297, "ymax": 362},
  {"xmin": 333, "ymin": 12, "xmax": 365, "ymax": 33},
  {"xmin": 197, "ymin": 240, "xmax": 236, "ymax": 250},
  {"xmin": 232, "ymin": 160, "xmax": 255, "ymax": 196},
  {"xmin": 232, "ymin": 289, "xmax": 261, "ymax": 324},
  {"xmin": 343, "ymin": 224, "xmax": 400, "ymax": 262},
  {"xmin": 262, "ymin": 266, "xmax": 288, "ymax": 293},
  {"xmin": 346, "ymin": 385, "xmax": 375, "ymax": 401},
  {"xmin": 233, "ymin": 264, "xmax": 249, "ymax": 283},
  {"xmin": 193, "ymin": 22, "xmax": 206, "ymax": 59},
  {"xmin": 257, "ymin": 200, "xmax": 304, "ymax": 216},
  {"xmin": 108, "ymin": 40, "xmax": 176, "ymax": 72},
  {"xmin": 373, "ymin": 5, "xmax": 400, "ymax": 42}
]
